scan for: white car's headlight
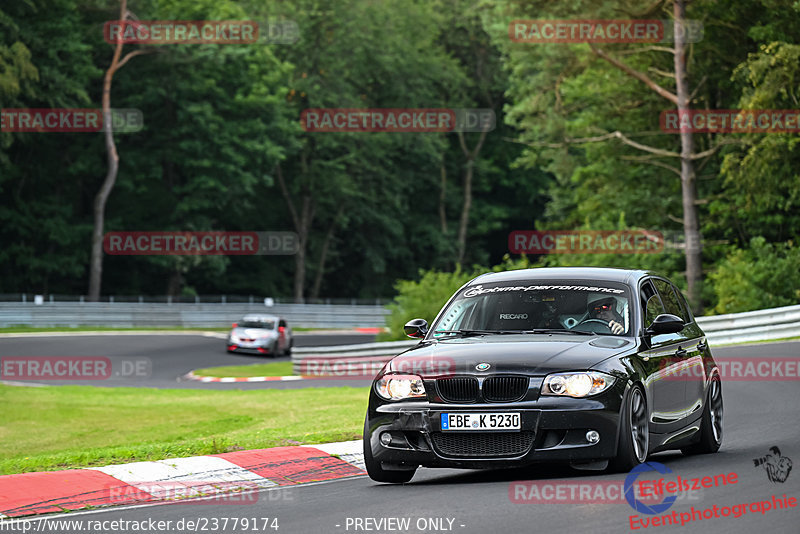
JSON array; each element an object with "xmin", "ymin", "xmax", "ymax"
[
  {"xmin": 375, "ymin": 374, "xmax": 426, "ymax": 401},
  {"xmin": 541, "ymin": 371, "xmax": 616, "ymax": 398}
]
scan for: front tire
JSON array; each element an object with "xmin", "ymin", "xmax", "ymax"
[
  {"xmin": 610, "ymin": 384, "xmax": 649, "ymax": 472},
  {"xmin": 363, "ymin": 418, "xmax": 416, "ymax": 483},
  {"xmin": 682, "ymin": 376, "xmax": 722, "ymax": 455}
]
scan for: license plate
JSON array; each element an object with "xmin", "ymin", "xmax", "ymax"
[{"xmin": 441, "ymin": 412, "xmax": 521, "ymax": 431}]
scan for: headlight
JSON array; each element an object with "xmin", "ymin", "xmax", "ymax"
[
  {"xmin": 541, "ymin": 371, "xmax": 615, "ymax": 398},
  {"xmin": 375, "ymin": 374, "xmax": 426, "ymax": 401}
]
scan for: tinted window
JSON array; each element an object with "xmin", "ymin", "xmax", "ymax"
[
  {"xmin": 239, "ymin": 321, "xmax": 275, "ymax": 329},
  {"xmin": 675, "ymin": 289, "xmax": 695, "ymax": 322},
  {"xmin": 653, "ymin": 279, "xmax": 685, "ymax": 321}
]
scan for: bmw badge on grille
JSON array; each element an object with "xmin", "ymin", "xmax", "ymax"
[{"xmin": 475, "ymin": 362, "xmax": 491, "ymax": 371}]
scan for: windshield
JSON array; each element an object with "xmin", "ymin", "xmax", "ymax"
[
  {"xmin": 238, "ymin": 321, "xmax": 275, "ymax": 330},
  {"xmin": 430, "ymin": 281, "xmax": 632, "ymax": 337}
]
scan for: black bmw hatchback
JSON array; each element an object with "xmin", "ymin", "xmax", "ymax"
[{"xmin": 364, "ymin": 267, "xmax": 723, "ymax": 483}]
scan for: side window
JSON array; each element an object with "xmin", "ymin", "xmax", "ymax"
[
  {"xmin": 645, "ymin": 295, "xmax": 666, "ymax": 327},
  {"xmin": 675, "ymin": 289, "xmax": 695, "ymax": 323},
  {"xmin": 653, "ymin": 279, "xmax": 685, "ymax": 321},
  {"xmin": 640, "ymin": 280, "xmax": 664, "ymax": 327}
]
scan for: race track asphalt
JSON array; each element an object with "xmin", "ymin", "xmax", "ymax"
[
  {"xmin": 4, "ymin": 340, "xmax": 800, "ymax": 534},
  {"xmin": 0, "ymin": 332, "xmax": 376, "ymax": 389}
]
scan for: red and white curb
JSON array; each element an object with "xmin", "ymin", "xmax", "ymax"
[
  {"xmin": 0, "ymin": 440, "xmax": 364, "ymax": 518},
  {"xmin": 182, "ymin": 370, "xmax": 312, "ymax": 382}
]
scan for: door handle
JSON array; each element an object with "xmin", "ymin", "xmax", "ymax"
[
  {"xmin": 697, "ymin": 342, "xmax": 707, "ymax": 352},
  {"xmin": 675, "ymin": 348, "xmax": 687, "ymax": 357}
]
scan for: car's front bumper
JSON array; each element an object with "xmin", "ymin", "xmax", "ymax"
[
  {"xmin": 227, "ymin": 340, "xmax": 275, "ymax": 354},
  {"xmin": 365, "ymin": 386, "xmax": 625, "ymax": 469}
]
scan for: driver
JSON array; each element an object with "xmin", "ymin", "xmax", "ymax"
[{"xmin": 587, "ymin": 297, "xmax": 624, "ymax": 334}]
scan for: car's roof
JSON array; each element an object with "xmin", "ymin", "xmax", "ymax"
[
  {"xmin": 240, "ymin": 314, "xmax": 280, "ymax": 322},
  {"xmin": 468, "ymin": 267, "xmax": 652, "ymax": 286}
]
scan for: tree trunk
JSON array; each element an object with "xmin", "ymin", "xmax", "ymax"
[
  {"xmin": 439, "ymin": 155, "xmax": 448, "ymax": 234},
  {"xmin": 455, "ymin": 129, "xmax": 488, "ymax": 265},
  {"xmin": 276, "ymin": 162, "xmax": 314, "ymax": 303},
  {"xmin": 310, "ymin": 207, "xmax": 342, "ymax": 300},
  {"xmin": 673, "ymin": 0, "xmax": 703, "ymax": 311},
  {"xmin": 456, "ymin": 158, "xmax": 474, "ymax": 265},
  {"xmin": 88, "ymin": 0, "xmax": 148, "ymax": 301}
]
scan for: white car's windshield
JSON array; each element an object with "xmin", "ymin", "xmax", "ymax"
[
  {"xmin": 430, "ymin": 281, "xmax": 632, "ymax": 336},
  {"xmin": 238, "ymin": 321, "xmax": 275, "ymax": 329}
]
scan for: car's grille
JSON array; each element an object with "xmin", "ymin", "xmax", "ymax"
[
  {"xmin": 437, "ymin": 377, "xmax": 478, "ymax": 402},
  {"xmin": 431, "ymin": 431, "xmax": 534, "ymax": 458},
  {"xmin": 483, "ymin": 376, "xmax": 529, "ymax": 402}
]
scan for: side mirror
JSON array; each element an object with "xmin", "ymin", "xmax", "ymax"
[
  {"xmin": 404, "ymin": 318, "xmax": 429, "ymax": 339},
  {"xmin": 646, "ymin": 314, "xmax": 684, "ymax": 336}
]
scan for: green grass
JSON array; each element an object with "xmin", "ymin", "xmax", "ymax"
[
  {"xmin": 193, "ymin": 361, "xmax": 295, "ymax": 377},
  {"xmin": 0, "ymin": 384, "xmax": 368, "ymax": 475}
]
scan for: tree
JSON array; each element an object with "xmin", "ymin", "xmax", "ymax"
[{"xmin": 88, "ymin": 0, "xmax": 150, "ymax": 300}]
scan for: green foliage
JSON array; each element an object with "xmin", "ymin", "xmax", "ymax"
[
  {"xmin": 382, "ymin": 255, "xmax": 534, "ymax": 340},
  {"xmin": 709, "ymin": 237, "xmax": 800, "ymax": 314},
  {"xmin": 382, "ymin": 267, "xmax": 479, "ymax": 340},
  {"xmin": 0, "ymin": 0, "xmax": 797, "ymax": 309}
]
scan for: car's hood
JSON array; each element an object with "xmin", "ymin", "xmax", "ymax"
[
  {"xmin": 231, "ymin": 327, "xmax": 275, "ymax": 338},
  {"xmin": 384, "ymin": 334, "xmax": 634, "ymax": 377}
]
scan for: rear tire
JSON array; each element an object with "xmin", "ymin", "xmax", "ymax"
[
  {"xmin": 363, "ymin": 418, "xmax": 416, "ymax": 483},
  {"xmin": 610, "ymin": 384, "xmax": 649, "ymax": 472},
  {"xmin": 682, "ymin": 376, "xmax": 722, "ymax": 455}
]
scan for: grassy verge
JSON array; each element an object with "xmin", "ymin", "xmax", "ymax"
[
  {"xmin": 193, "ymin": 361, "xmax": 294, "ymax": 377},
  {"xmin": 0, "ymin": 384, "xmax": 367, "ymax": 475}
]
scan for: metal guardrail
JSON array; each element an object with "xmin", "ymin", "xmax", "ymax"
[
  {"xmin": 0, "ymin": 302, "xmax": 390, "ymax": 329},
  {"xmin": 291, "ymin": 304, "xmax": 800, "ymax": 375},
  {"xmin": 696, "ymin": 304, "xmax": 800, "ymax": 345}
]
